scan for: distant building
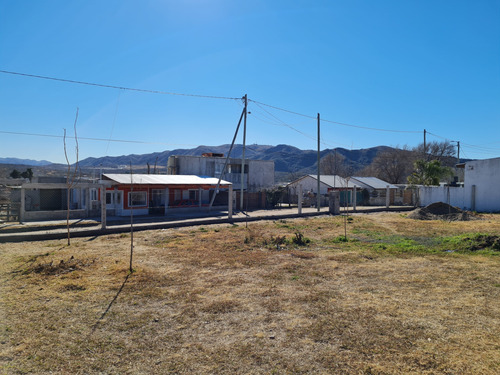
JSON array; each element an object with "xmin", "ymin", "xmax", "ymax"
[
  {"xmin": 167, "ymin": 154, "xmax": 274, "ymax": 192},
  {"xmin": 349, "ymin": 177, "xmax": 401, "ymax": 206},
  {"xmin": 287, "ymin": 175, "xmax": 357, "ymax": 206},
  {"xmin": 287, "ymin": 174, "xmax": 403, "ymax": 206}
]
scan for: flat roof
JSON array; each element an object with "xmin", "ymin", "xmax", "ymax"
[{"xmin": 103, "ymin": 174, "xmax": 231, "ymax": 186}]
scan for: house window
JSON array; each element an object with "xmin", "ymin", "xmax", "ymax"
[
  {"xmin": 229, "ymin": 164, "xmax": 241, "ymax": 174},
  {"xmin": 189, "ymin": 190, "xmax": 197, "ymax": 200},
  {"xmin": 129, "ymin": 191, "xmax": 147, "ymax": 207},
  {"xmin": 215, "ymin": 162, "xmax": 224, "ymax": 176},
  {"xmin": 174, "ymin": 189, "xmax": 181, "ymax": 201},
  {"xmin": 106, "ymin": 191, "xmax": 122, "ymax": 205},
  {"xmin": 90, "ymin": 188, "xmax": 98, "ymax": 201}
]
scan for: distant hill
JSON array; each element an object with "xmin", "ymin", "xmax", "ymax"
[
  {"xmin": 0, "ymin": 144, "xmax": 395, "ymax": 180},
  {"xmin": 1, "ymin": 144, "xmax": 470, "ymax": 182},
  {"xmin": 0, "ymin": 157, "xmax": 52, "ymax": 166},
  {"xmin": 77, "ymin": 144, "xmax": 391, "ymax": 177}
]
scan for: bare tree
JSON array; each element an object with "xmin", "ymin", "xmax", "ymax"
[
  {"xmin": 63, "ymin": 108, "xmax": 80, "ymax": 246},
  {"xmin": 320, "ymin": 151, "xmax": 352, "ymax": 177},
  {"xmin": 414, "ymin": 141, "xmax": 456, "ymax": 166},
  {"xmin": 360, "ymin": 146, "xmax": 413, "ymax": 184}
]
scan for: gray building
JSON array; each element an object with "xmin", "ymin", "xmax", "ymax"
[{"xmin": 167, "ymin": 154, "xmax": 274, "ymax": 192}]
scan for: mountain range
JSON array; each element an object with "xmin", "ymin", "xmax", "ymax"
[
  {"xmin": 76, "ymin": 144, "xmax": 390, "ymax": 175},
  {"xmin": 0, "ymin": 157, "xmax": 53, "ymax": 166},
  {"xmin": 0, "ymin": 144, "xmax": 391, "ymax": 181}
]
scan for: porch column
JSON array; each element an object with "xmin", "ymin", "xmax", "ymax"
[
  {"xmin": 85, "ymin": 187, "xmax": 90, "ymax": 217},
  {"xmin": 386, "ymin": 185, "xmax": 390, "ymax": 208},
  {"xmin": 20, "ymin": 186, "xmax": 25, "ymax": 223},
  {"xmin": 298, "ymin": 184, "xmax": 302, "ymax": 215},
  {"xmin": 352, "ymin": 185, "xmax": 357, "ymax": 212},
  {"xmin": 228, "ymin": 185, "xmax": 233, "ymax": 220},
  {"xmin": 198, "ymin": 188, "xmax": 202, "ymax": 208},
  {"xmin": 100, "ymin": 185, "xmax": 106, "ymax": 230},
  {"xmin": 164, "ymin": 188, "xmax": 169, "ymax": 215}
]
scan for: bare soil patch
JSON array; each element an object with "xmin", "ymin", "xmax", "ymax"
[
  {"xmin": 1, "ymin": 213, "xmax": 500, "ymax": 374},
  {"xmin": 408, "ymin": 201, "xmax": 479, "ymax": 221}
]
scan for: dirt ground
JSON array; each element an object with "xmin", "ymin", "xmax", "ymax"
[{"xmin": 1, "ymin": 213, "xmax": 500, "ymax": 374}]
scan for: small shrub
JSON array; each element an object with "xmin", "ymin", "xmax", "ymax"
[
  {"xmin": 332, "ymin": 235, "xmax": 349, "ymax": 243},
  {"xmin": 292, "ymin": 231, "xmax": 310, "ymax": 246}
]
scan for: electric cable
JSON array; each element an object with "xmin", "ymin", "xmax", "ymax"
[
  {"xmin": 0, "ymin": 130, "xmax": 199, "ymax": 147},
  {"xmin": 0, "ymin": 70, "xmax": 241, "ymax": 101},
  {"xmin": 249, "ymin": 99, "xmax": 421, "ymax": 134}
]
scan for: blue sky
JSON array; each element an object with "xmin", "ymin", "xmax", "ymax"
[{"xmin": 1, "ymin": 0, "xmax": 499, "ymax": 163}]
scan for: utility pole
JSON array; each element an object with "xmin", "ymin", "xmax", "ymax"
[
  {"xmin": 457, "ymin": 141, "xmax": 460, "ymax": 164},
  {"xmin": 240, "ymin": 94, "xmax": 247, "ymax": 211},
  {"xmin": 208, "ymin": 106, "xmax": 246, "ymax": 210},
  {"xmin": 317, "ymin": 113, "xmax": 321, "ymax": 212},
  {"xmin": 423, "ymin": 129, "xmax": 427, "ymax": 154}
]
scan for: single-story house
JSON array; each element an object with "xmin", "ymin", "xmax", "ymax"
[
  {"xmin": 349, "ymin": 177, "xmax": 401, "ymax": 205},
  {"xmin": 102, "ymin": 174, "xmax": 233, "ymax": 216},
  {"xmin": 287, "ymin": 175, "xmax": 357, "ymax": 206},
  {"xmin": 287, "ymin": 174, "xmax": 405, "ymax": 206}
]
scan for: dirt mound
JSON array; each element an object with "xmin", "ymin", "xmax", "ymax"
[{"xmin": 408, "ymin": 202, "xmax": 478, "ymax": 221}]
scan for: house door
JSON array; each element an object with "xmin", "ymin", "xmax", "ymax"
[
  {"xmin": 151, "ymin": 189, "xmax": 165, "ymax": 214},
  {"xmin": 106, "ymin": 190, "xmax": 123, "ymax": 215}
]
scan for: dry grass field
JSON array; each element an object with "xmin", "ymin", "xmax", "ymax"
[{"xmin": 1, "ymin": 212, "xmax": 500, "ymax": 374}]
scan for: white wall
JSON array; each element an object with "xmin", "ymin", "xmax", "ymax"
[
  {"xmin": 464, "ymin": 157, "xmax": 500, "ymax": 212},
  {"xmin": 247, "ymin": 160, "xmax": 274, "ymax": 191},
  {"xmin": 417, "ymin": 157, "xmax": 500, "ymax": 212},
  {"xmin": 288, "ymin": 176, "xmax": 331, "ymax": 196},
  {"xmin": 172, "ymin": 156, "xmax": 274, "ymax": 192},
  {"xmin": 419, "ymin": 186, "xmax": 467, "ymax": 209}
]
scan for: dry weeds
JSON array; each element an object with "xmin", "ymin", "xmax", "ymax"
[{"xmin": 1, "ymin": 213, "xmax": 500, "ymax": 374}]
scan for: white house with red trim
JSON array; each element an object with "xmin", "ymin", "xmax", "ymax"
[{"xmin": 102, "ymin": 174, "xmax": 232, "ymax": 216}]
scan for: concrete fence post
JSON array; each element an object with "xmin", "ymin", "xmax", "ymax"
[
  {"xmin": 228, "ymin": 185, "xmax": 233, "ymax": 220},
  {"xmin": 298, "ymin": 185, "xmax": 303, "ymax": 215},
  {"xmin": 20, "ymin": 186, "xmax": 25, "ymax": 223},
  {"xmin": 100, "ymin": 185, "xmax": 106, "ymax": 230},
  {"xmin": 352, "ymin": 185, "xmax": 357, "ymax": 211},
  {"xmin": 328, "ymin": 191, "xmax": 340, "ymax": 215}
]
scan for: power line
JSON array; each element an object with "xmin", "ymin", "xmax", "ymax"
[
  {"xmin": 0, "ymin": 70, "xmax": 241, "ymax": 101},
  {"xmin": 426, "ymin": 131, "xmax": 455, "ymax": 142},
  {"xmin": 249, "ymin": 99, "xmax": 421, "ymax": 134},
  {"xmin": 0, "ymin": 130, "xmax": 199, "ymax": 147},
  {"xmin": 2, "ymin": 69, "xmax": 495, "ymax": 154},
  {"xmin": 251, "ymin": 101, "xmax": 350, "ymax": 148},
  {"xmin": 428, "ymin": 131, "xmax": 500, "ymax": 154},
  {"xmin": 3, "ymin": 69, "xmax": 425, "ymax": 135}
]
